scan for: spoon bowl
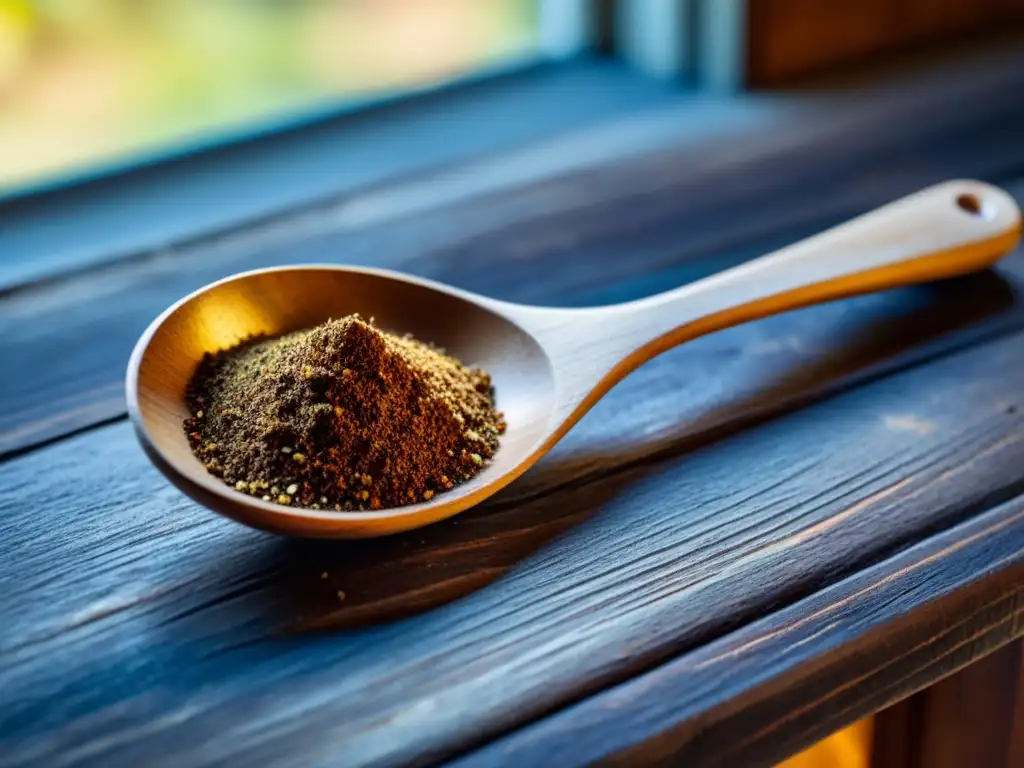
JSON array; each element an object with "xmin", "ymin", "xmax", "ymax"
[
  {"xmin": 127, "ymin": 267, "xmax": 558, "ymax": 536},
  {"xmin": 128, "ymin": 180, "xmax": 1022, "ymax": 537}
]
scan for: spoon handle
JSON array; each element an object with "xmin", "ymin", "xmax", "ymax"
[{"xmin": 583, "ymin": 180, "xmax": 1021, "ymax": 379}]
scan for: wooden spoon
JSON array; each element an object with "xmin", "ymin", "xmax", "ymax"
[{"xmin": 127, "ymin": 180, "xmax": 1021, "ymax": 538}]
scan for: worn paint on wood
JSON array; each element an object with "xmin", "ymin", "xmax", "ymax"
[{"xmin": 456, "ymin": 499, "xmax": 1024, "ymax": 767}]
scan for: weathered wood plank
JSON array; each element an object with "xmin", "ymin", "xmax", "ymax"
[
  {"xmin": 455, "ymin": 496, "xmax": 1024, "ymax": 768},
  {"xmin": 4, "ymin": 326, "xmax": 1024, "ymax": 766},
  {"xmin": 2, "ymin": 53, "xmax": 1024, "ymax": 457}
]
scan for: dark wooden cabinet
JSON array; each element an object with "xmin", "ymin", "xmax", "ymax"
[
  {"xmin": 747, "ymin": 0, "xmax": 1024, "ymax": 85},
  {"xmin": 873, "ymin": 640, "xmax": 1024, "ymax": 768}
]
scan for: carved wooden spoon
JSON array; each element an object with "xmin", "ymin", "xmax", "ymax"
[{"xmin": 127, "ymin": 180, "xmax": 1021, "ymax": 538}]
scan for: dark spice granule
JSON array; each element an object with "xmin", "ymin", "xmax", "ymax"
[{"xmin": 184, "ymin": 315, "xmax": 505, "ymax": 510}]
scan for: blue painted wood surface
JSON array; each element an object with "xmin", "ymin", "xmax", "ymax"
[
  {"xmin": 3, "ymin": 324, "xmax": 1024, "ymax": 766},
  {"xmin": 3, "ymin": 44, "xmax": 1024, "ymax": 768}
]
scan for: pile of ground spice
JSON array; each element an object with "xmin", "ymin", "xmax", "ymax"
[{"xmin": 184, "ymin": 315, "xmax": 505, "ymax": 510}]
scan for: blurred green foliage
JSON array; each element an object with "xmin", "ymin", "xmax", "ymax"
[{"xmin": 0, "ymin": 0, "xmax": 538, "ymax": 189}]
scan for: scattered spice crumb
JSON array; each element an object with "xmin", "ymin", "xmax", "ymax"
[{"xmin": 336, "ymin": 590, "xmax": 346, "ymax": 601}]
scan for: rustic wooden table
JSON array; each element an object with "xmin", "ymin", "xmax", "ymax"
[{"xmin": 4, "ymin": 49, "xmax": 1024, "ymax": 768}]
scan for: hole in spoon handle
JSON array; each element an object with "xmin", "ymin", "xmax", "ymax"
[{"xmin": 957, "ymin": 192, "xmax": 985, "ymax": 217}]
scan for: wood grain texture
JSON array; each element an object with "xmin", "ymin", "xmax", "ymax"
[
  {"xmin": 5, "ymin": 323, "xmax": 1024, "ymax": 766},
  {"xmin": 6, "ymin": 44, "xmax": 1024, "ymax": 768},
  {"xmin": 455, "ymin": 496, "xmax": 1024, "ymax": 768},
  {"xmin": 3, "ymin": 48, "xmax": 1024, "ymax": 457}
]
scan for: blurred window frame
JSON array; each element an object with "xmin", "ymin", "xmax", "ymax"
[{"xmin": 4, "ymin": 0, "xmax": 1019, "ymax": 289}]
